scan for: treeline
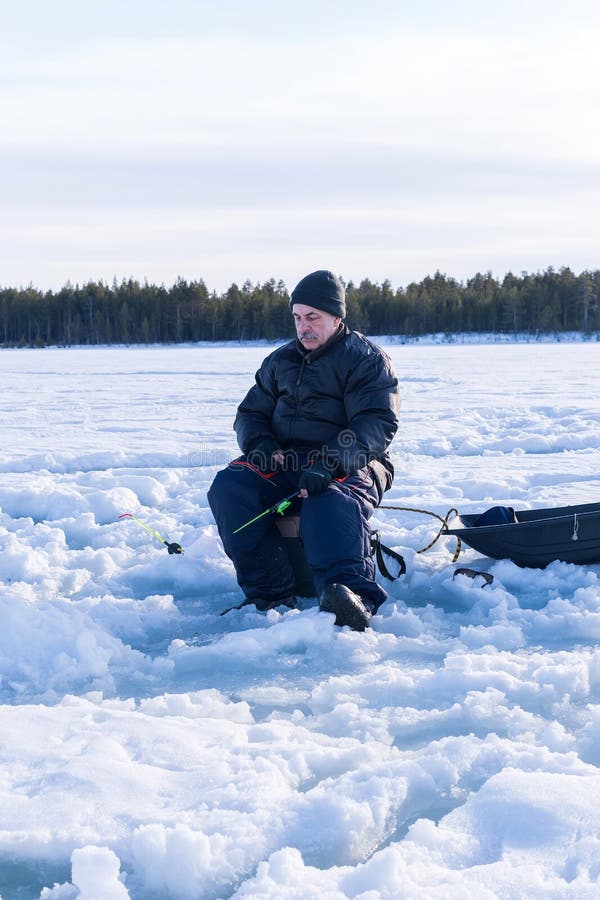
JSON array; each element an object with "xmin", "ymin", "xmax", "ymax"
[{"xmin": 1, "ymin": 267, "xmax": 600, "ymax": 347}]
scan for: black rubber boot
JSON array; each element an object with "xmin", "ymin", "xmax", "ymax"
[
  {"xmin": 220, "ymin": 595, "xmax": 296, "ymax": 616},
  {"xmin": 318, "ymin": 584, "xmax": 373, "ymax": 632},
  {"xmin": 252, "ymin": 596, "xmax": 297, "ymax": 612}
]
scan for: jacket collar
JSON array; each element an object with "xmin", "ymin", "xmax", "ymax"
[{"xmin": 295, "ymin": 323, "xmax": 348, "ymax": 361}]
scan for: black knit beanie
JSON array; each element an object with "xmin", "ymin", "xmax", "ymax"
[{"xmin": 290, "ymin": 270, "xmax": 346, "ymax": 318}]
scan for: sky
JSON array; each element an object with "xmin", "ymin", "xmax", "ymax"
[{"xmin": 2, "ymin": 0, "xmax": 600, "ymax": 294}]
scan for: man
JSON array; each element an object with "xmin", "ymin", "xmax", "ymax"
[{"xmin": 208, "ymin": 269, "xmax": 399, "ymax": 631}]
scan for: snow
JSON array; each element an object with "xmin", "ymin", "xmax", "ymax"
[{"xmin": 1, "ymin": 340, "xmax": 600, "ymax": 899}]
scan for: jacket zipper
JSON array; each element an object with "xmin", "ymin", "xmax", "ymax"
[{"xmin": 290, "ymin": 355, "xmax": 308, "ymax": 440}]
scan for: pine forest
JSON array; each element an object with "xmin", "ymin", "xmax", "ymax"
[{"xmin": 1, "ymin": 267, "xmax": 600, "ymax": 347}]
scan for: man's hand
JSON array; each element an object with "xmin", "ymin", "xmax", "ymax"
[
  {"xmin": 298, "ymin": 463, "xmax": 333, "ymax": 497},
  {"xmin": 247, "ymin": 438, "xmax": 282, "ymax": 473}
]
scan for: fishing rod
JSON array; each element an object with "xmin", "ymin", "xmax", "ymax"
[
  {"xmin": 118, "ymin": 513, "xmax": 184, "ymax": 554},
  {"xmin": 233, "ymin": 491, "xmax": 300, "ymax": 534}
]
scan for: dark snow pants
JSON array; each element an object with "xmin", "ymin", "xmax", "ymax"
[{"xmin": 207, "ymin": 457, "xmax": 388, "ymax": 610}]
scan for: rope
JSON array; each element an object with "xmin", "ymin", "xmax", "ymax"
[
  {"xmin": 453, "ymin": 567, "xmax": 494, "ymax": 587},
  {"xmin": 378, "ymin": 505, "xmax": 462, "ymax": 562},
  {"xmin": 370, "ymin": 530, "xmax": 406, "ymax": 581}
]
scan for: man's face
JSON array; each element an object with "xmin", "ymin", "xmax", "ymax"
[{"xmin": 292, "ymin": 303, "xmax": 341, "ymax": 350}]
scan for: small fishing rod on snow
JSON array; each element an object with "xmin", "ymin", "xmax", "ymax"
[{"xmin": 118, "ymin": 512, "xmax": 184, "ymax": 554}]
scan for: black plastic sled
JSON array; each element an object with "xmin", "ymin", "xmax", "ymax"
[{"xmin": 444, "ymin": 501, "xmax": 600, "ymax": 568}]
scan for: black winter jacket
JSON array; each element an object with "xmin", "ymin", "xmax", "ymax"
[{"xmin": 234, "ymin": 326, "xmax": 399, "ymax": 490}]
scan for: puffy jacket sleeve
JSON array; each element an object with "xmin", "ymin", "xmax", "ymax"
[
  {"xmin": 323, "ymin": 348, "xmax": 399, "ymax": 473},
  {"xmin": 233, "ymin": 354, "xmax": 279, "ymax": 454}
]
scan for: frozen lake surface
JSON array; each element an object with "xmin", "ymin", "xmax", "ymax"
[{"xmin": 1, "ymin": 341, "xmax": 600, "ymax": 898}]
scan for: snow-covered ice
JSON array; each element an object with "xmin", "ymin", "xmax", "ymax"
[{"xmin": 2, "ymin": 340, "xmax": 600, "ymax": 899}]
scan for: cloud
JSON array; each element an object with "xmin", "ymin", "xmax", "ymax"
[
  {"xmin": 2, "ymin": 25, "xmax": 600, "ymax": 163},
  {"xmin": 2, "ymin": 190, "xmax": 600, "ymax": 293}
]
